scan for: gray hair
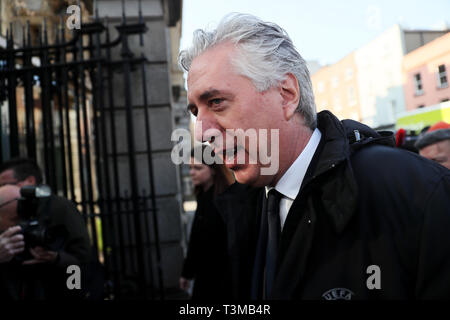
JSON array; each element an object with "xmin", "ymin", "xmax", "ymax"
[{"xmin": 179, "ymin": 13, "xmax": 317, "ymax": 129}]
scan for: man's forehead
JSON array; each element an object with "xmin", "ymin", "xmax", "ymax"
[
  {"xmin": 0, "ymin": 185, "xmax": 21, "ymax": 215},
  {"xmin": 188, "ymin": 43, "xmax": 236, "ymax": 82},
  {"xmin": 420, "ymin": 143, "xmax": 447, "ymax": 160},
  {"xmin": 0, "ymin": 169, "xmax": 15, "ymax": 177},
  {"xmin": 437, "ymin": 139, "xmax": 450, "ymax": 150},
  {"xmin": 421, "ymin": 143, "xmax": 438, "ymax": 154},
  {"xmin": 190, "ymin": 41, "xmax": 236, "ymax": 66},
  {"xmin": 426, "ymin": 140, "xmax": 450, "ymax": 153},
  {"xmin": 0, "ymin": 169, "xmax": 16, "ymax": 182},
  {"xmin": 188, "ymin": 53, "xmax": 242, "ymax": 106}
]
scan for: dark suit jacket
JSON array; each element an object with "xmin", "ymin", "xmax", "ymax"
[
  {"xmin": 182, "ymin": 186, "xmax": 230, "ymax": 300},
  {"xmin": 217, "ymin": 111, "xmax": 450, "ymax": 300}
]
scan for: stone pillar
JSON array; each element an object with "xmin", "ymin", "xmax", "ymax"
[{"xmin": 97, "ymin": 0, "xmax": 184, "ymax": 295}]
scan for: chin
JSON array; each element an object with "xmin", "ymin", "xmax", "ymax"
[{"xmin": 232, "ymin": 164, "xmax": 269, "ymax": 187}]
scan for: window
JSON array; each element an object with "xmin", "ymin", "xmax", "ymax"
[
  {"xmin": 390, "ymin": 100, "xmax": 397, "ymax": 112},
  {"xmin": 441, "ymin": 98, "xmax": 449, "ymax": 103},
  {"xmin": 437, "ymin": 64, "xmax": 448, "ymax": 88},
  {"xmin": 417, "ymin": 105, "xmax": 425, "ymax": 109},
  {"xmin": 414, "ymin": 73, "xmax": 423, "ymax": 95},
  {"xmin": 345, "ymin": 68, "xmax": 353, "ymax": 81},
  {"xmin": 333, "ymin": 95, "xmax": 342, "ymax": 111},
  {"xmin": 332, "ymin": 76, "xmax": 339, "ymax": 88}
]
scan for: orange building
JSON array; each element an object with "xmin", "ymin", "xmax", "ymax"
[
  {"xmin": 311, "ymin": 52, "xmax": 361, "ymax": 121},
  {"xmin": 403, "ymin": 32, "xmax": 450, "ymax": 111}
]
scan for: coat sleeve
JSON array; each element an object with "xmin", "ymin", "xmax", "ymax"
[
  {"xmin": 415, "ymin": 173, "xmax": 450, "ymax": 298},
  {"xmin": 47, "ymin": 197, "xmax": 92, "ymax": 268}
]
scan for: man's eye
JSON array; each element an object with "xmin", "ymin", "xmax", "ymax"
[{"xmin": 210, "ymin": 98, "xmax": 223, "ymax": 105}]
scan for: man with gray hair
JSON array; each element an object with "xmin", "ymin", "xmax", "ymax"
[
  {"xmin": 180, "ymin": 13, "xmax": 450, "ymax": 300},
  {"xmin": 415, "ymin": 121, "xmax": 450, "ymax": 169}
]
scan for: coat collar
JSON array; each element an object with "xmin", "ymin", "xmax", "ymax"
[
  {"xmin": 301, "ymin": 111, "xmax": 357, "ymax": 235},
  {"xmin": 300, "ymin": 110, "xmax": 395, "ymax": 234},
  {"xmin": 273, "ymin": 111, "xmax": 395, "ymax": 298}
]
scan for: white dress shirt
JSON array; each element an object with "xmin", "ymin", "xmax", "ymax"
[{"xmin": 265, "ymin": 128, "xmax": 322, "ymax": 231}]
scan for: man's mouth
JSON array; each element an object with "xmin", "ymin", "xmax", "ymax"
[{"xmin": 219, "ymin": 146, "xmax": 245, "ymax": 169}]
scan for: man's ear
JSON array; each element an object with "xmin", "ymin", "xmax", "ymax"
[{"xmin": 280, "ymin": 73, "xmax": 300, "ymax": 121}]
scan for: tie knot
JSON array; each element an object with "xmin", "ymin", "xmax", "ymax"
[
  {"xmin": 267, "ymin": 188, "xmax": 282, "ymax": 200},
  {"xmin": 267, "ymin": 189, "xmax": 282, "ymax": 213}
]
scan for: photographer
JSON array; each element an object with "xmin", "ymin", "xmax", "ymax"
[
  {"xmin": 0, "ymin": 186, "xmax": 24, "ymax": 264},
  {"xmin": 0, "ymin": 158, "xmax": 92, "ymax": 300}
]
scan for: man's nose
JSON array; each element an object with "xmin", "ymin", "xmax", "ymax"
[{"xmin": 195, "ymin": 111, "xmax": 219, "ymax": 143}]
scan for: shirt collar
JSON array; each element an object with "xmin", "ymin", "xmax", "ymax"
[{"xmin": 265, "ymin": 128, "xmax": 322, "ymax": 200}]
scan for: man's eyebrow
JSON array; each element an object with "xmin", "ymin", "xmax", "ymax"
[
  {"xmin": 199, "ymin": 89, "xmax": 222, "ymax": 102},
  {"xmin": 187, "ymin": 89, "xmax": 231, "ymax": 113}
]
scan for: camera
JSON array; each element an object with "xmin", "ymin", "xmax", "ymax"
[
  {"xmin": 15, "ymin": 185, "xmax": 66, "ymax": 260},
  {"xmin": 19, "ymin": 219, "xmax": 55, "ymax": 248}
]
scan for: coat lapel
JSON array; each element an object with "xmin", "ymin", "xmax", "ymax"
[{"xmin": 271, "ymin": 111, "xmax": 360, "ymax": 299}]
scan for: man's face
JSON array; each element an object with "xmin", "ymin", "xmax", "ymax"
[
  {"xmin": 419, "ymin": 140, "xmax": 450, "ymax": 169},
  {"xmin": 0, "ymin": 185, "xmax": 20, "ymax": 232},
  {"xmin": 187, "ymin": 43, "xmax": 289, "ymax": 187},
  {"xmin": 0, "ymin": 169, "xmax": 35, "ymax": 187}
]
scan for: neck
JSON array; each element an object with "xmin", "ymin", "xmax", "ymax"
[{"xmin": 269, "ymin": 123, "xmax": 313, "ymax": 187}]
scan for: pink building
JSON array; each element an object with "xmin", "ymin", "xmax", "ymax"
[{"xmin": 403, "ymin": 32, "xmax": 450, "ymax": 111}]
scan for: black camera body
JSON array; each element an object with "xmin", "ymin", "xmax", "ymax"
[
  {"xmin": 17, "ymin": 185, "xmax": 52, "ymax": 249},
  {"xmin": 19, "ymin": 218, "xmax": 55, "ymax": 249},
  {"xmin": 15, "ymin": 185, "xmax": 66, "ymax": 261}
]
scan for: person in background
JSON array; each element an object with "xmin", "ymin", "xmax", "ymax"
[
  {"xmin": 0, "ymin": 158, "xmax": 92, "ymax": 300},
  {"xmin": 179, "ymin": 145, "xmax": 234, "ymax": 300},
  {"xmin": 415, "ymin": 121, "xmax": 450, "ymax": 169},
  {"xmin": 0, "ymin": 185, "xmax": 23, "ymax": 264},
  {"xmin": 180, "ymin": 13, "xmax": 450, "ymax": 299}
]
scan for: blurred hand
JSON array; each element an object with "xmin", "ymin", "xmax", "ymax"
[
  {"xmin": 0, "ymin": 226, "xmax": 25, "ymax": 263},
  {"xmin": 22, "ymin": 246, "xmax": 58, "ymax": 265},
  {"xmin": 179, "ymin": 277, "xmax": 192, "ymax": 291}
]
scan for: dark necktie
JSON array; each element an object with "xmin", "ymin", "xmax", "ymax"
[{"xmin": 265, "ymin": 189, "xmax": 282, "ymax": 298}]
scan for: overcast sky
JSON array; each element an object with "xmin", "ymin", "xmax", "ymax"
[{"xmin": 180, "ymin": 0, "xmax": 450, "ymax": 66}]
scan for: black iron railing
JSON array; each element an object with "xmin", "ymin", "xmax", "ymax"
[{"xmin": 0, "ymin": 1, "xmax": 164, "ymax": 299}]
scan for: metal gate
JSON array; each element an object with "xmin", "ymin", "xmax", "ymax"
[{"xmin": 0, "ymin": 4, "xmax": 164, "ymax": 299}]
